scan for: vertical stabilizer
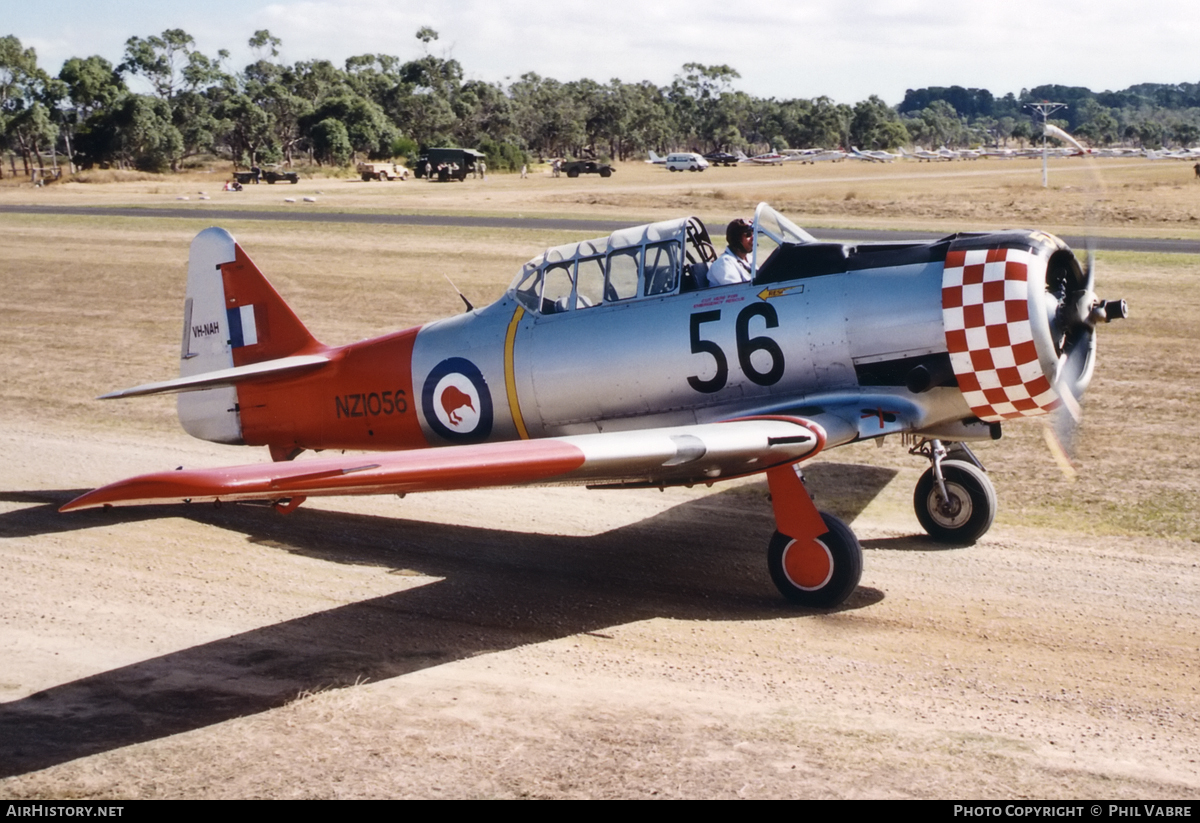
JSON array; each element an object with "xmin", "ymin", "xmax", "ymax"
[{"xmin": 177, "ymin": 228, "xmax": 321, "ymax": 444}]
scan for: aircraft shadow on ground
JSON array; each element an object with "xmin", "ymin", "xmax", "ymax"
[{"xmin": 0, "ymin": 463, "xmax": 910, "ymax": 777}]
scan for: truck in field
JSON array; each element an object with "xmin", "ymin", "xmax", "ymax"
[
  {"xmin": 414, "ymin": 147, "xmax": 487, "ymax": 181},
  {"xmin": 232, "ymin": 166, "xmax": 300, "ymax": 185}
]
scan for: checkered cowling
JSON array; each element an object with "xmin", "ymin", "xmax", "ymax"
[{"xmin": 942, "ymin": 247, "xmax": 1060, "ymax": 421}]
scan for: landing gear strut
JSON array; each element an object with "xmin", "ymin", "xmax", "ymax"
[{"xmin": 910, "ymin": 439, "xmax": 996, "ymax": 544}]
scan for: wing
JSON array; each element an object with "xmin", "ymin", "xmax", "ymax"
[{"xmin": 60, "ymin": 417, "xmax": 825, "ymax": 512}]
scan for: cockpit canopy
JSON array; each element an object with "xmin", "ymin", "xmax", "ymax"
[{"xmin": 507, "ymin": 203, "xmax": 816, "ymax": 315}]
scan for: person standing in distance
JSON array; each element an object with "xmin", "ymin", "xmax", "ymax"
[{"xmin": 707, "ymin": 218, "xmax": 754, "ymax": 286}]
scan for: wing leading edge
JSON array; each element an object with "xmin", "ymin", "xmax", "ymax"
[{"xmin": 60, "ymin": 417, "xmax": 826, "ymax": 512}]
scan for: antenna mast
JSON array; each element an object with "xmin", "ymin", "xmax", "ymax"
[{"xmin": 1026, "ymin": 101, "xmax": 1067, "ymax": 188}]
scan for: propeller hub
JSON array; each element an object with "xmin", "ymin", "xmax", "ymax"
[{"xmin": 1099, "ymin": 298, "xmax": 1128, "ymax": 322}]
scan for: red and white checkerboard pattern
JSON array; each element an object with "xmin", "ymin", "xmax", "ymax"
[{"xmin": 942, "ymin": 247, "xmax": 1060, "ymax": 421}]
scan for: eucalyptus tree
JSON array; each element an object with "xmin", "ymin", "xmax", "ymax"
[
  {"xmin": 0, "ymin": 34, "xmax": 51, "ymax": 174},
  {"xmin": 848, "ymin": 95, "xmax": 908, "ymax": 150},
  {"xmin": 509, "ymin": 72, "xmax": 585, "ymax": 158},
  {"xmin": 117, "ymin": 30, "xmax": 231, "ymax": 168}
]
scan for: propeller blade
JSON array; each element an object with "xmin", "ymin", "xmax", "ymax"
[{"xmin": 1042, "ymin": 417, "xmax": 1078, "ymax": 481}]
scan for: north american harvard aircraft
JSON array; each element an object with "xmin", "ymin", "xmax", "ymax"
[{"xmin": 61, "ymin": 203, "xmax": 1126, "ymax": 608}]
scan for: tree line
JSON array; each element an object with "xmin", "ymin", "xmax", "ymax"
[{"xmin": 3, "ymin": 29, "xmax": 1199, "ymax": 177}]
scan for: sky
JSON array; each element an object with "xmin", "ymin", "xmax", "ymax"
[{"xmin": 10, "ymin": 0, "xmax": 1200, "ymax": 105}]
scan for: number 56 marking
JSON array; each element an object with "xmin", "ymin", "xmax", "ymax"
[{"xmin": 687, "ymin": 303, "xmax": 785, "ymax": 393}]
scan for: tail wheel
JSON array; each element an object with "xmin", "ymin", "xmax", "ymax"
[
  {"xmin": 767, "ymin": 512, "xmax": 862, "ymax": 607},
  {"xmin": 914, "ymin": 460, "xmax": 996, "ymax": 544}
]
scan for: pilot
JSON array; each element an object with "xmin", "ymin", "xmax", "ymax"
[{"xmin": 707, "ymin": 218, "xmax": 754, "ymax": 286}]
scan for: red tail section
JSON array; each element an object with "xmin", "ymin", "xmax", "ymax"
[{"xmin": 219, "ymin": 244, "xmax": 323, "ymax": 367}]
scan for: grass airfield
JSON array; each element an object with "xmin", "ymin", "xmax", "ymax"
[{"xmin": 1, "ymin": 158, "xmax": 1199, "ymax": 798}]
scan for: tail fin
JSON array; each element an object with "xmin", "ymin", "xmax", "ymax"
[{"xmin": 179, "ymin": 228, "xmax": 321, "ymax": 443}]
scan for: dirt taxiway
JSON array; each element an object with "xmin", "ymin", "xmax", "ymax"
[{"xmin": 1, "ymin": 164, "xmax": 1198, "ymax": 797}]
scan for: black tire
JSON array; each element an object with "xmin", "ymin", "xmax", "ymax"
[
  {"xmin": 361, "ymin": 173, "xmax": 372, "ymax": 181},
  {"xmin": 567, "ymin": 168, "xmax": 580, "ymax": 178},
  {"xmin": 600, "ymin": 168, "xmax": 612, "ymax": 178},
  {"xmin": 914, "ymin": 460, "xmax": 996, "ymax": 544},
  {"xmin": 767, "ymin": 512, "xmax": 862, "ymax": 607}
]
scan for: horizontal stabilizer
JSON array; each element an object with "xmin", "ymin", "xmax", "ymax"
[{"xmin": 99, "ymin": 354, "xmax": 331, "ymax": 399}]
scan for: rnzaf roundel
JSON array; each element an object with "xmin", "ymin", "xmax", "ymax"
[
  {"xmin": 421, "ymin": 357, "xmax": 494, "ymax": 443},
  {"xmin": 941, "ymin": 247, "xmax": 1060, "ymax": 421}
]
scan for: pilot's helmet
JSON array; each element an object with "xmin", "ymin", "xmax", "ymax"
[{"xmin": 726, "ymin": 218, "xmax": 753, "ymax": 246}]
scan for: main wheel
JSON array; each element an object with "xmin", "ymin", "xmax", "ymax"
[
  {"xmin": 913, "ymin": 460, "xmax": 996, "ymax": 544},
  {"xmin": 767, "ymin": 512, "xmax": 862, "ymax": 607},
  {"xmin": 600, "ymin": 168, "xmax": 612, "ymax": 177},
  {"xmin": 567, "ymin": 168, "xmax": 580, "ymax": 178}
]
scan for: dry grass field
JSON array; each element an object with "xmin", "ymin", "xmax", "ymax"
[
  {"xmin": 10, "ymin": 153, "xmax": 1200, "ymax": 235},
  {"xmin": 1, "ymin": 159, "xmax": 1198, "ymax": 798}
]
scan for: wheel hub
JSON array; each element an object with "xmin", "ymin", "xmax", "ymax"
[{"xmin": 930, "ymin": 482, "xmax": 973, "ymax": 528}]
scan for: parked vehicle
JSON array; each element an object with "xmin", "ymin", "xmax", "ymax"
[
  {"xmin": 414, "ymin": 148, "xmax": 487, "ymax": 181},
  {"xmin": 561, "ymin": 160, "xmax": 615, "ymax": 178},
  {"xmin": 666, "ymin": 153, "xmax": 709, "ymax": 172},
  {"xmin": 358, "ymin": 162, "xmax": 410, "ymax": 181},
  {"xmin": 232, "ymin": 166, "xmax": 300, "ymax": 185}
]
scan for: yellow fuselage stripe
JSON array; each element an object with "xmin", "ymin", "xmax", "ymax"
[{"xmin": 504, "ymin": 306, "xmax": 530, "ymax": 439}]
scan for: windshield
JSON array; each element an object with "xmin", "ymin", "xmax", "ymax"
[{"xmin": 752, "ymin": 202, "xmax": 816, "ymax": 274}]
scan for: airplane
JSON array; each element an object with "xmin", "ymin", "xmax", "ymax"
[
  {"xmin": 899, "ymin": 147, "xmax": 950, "ymax": 162},
  {"xmin": 646, "ymin": 151, "xmax": 667, "ymax": 165},
  {"xmin": 739, "ymin": 151, "xmax": 787, "ymax": 166},
  {"xmin": 783, "ymin": 148, "xmax": 847, "ymax": 164},
  {"xmin": 703, "ymin": 151, "xmax": 741, "ymax": 166},
  {"xmin": 60, "ymin": 202, "xmax": 1127, "ymax": 609},
  {"xmin": 848, "ymin": 147, "xmax": 899, "ymax": 163}
]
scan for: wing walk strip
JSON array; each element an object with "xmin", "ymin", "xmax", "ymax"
[{"xmin": 60, "ymin": 418, "xmax": 824, "ymax": 511}]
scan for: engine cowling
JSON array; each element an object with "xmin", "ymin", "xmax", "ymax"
[{"xmin": 941, "ymin": 232, "xmax": 1125, "ymax": 423}]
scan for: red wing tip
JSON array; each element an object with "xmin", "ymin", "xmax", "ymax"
[{"xmin": 59, "ymin": 491, "xmax": 111, "ymax": 512}]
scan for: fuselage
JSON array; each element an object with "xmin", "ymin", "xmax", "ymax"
[{"xmin": 189, "ymin": 209, "xmax": 1082, "ymax": 463}]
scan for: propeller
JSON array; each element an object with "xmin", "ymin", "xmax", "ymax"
[
  {"xmin": 1041, "ymin": 234, "xmax": 1128, "ymax": 479},
  {"xmin": 1029, "ymin": 121, "xmax": 1129, "ymax": 477}
]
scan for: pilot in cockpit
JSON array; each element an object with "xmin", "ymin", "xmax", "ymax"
[{"xmin": 706, "ymin": 218, "xmax": 754, "ymax": 286}]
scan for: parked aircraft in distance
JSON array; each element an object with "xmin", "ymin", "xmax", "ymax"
[
  {"xmin": 63, "ymin": 203, "xmax": 1126, "ymax": 608},
  {"xmin": 900, "ymin": 147, "xmax": 950, "ymax": 162},
  {"xmin": 848, "ymin": 147, "xmax": 900, "ymax": 163},
  {"xmin": 740, "ymin": 151, "xmax": 787, "ymax": 166},
  {"xmin": 784, "ymin": 148, "xmax": 847, "ymax": 164}
]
